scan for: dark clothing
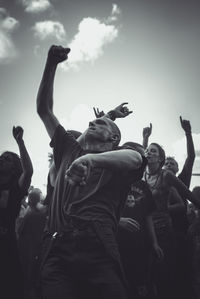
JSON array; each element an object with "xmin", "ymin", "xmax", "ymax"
[
  {"xmin": 117, "ymin": 180, "xmax": 155, "ymax": 298},
  {"xmin": 41, "ymin": 125, "xmax": 146, "ymax": 299},
  {"xmin": 18, "ymin": 208, "xmax": 46, "ymax": 299},
  {"xmin": 41, "ymin": 223, "xmax": 127, "ymax": 299},
  {"xmin": 0, "ymin": 181, "xmax": 28, "ymax": 299}
]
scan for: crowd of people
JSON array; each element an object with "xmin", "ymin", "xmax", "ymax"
[{"xmin": 0, "ymin": 44, "xmax": 200, "ymax": 299}]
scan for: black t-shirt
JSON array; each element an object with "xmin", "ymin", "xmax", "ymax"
[
  {"xmin": 47, "ymin": 125, "xmax": 146, "ymax": 234},
  {"xmin": 121, "ymin": 180, "xmax": 155, "ymax": 232},
  {"xmin": 0, "ymin": 181, "xmax": 28, "ymax": 234},
  {"xmin": 117, "ymin": 180, "xmax": 155, "ymax": 283}
]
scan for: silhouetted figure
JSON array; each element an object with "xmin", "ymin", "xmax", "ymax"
[
  {"xmin": 18, "ymin": 188, "xmax": 46, "ymax": 299},
  {"xmin": 0, "ymin": 126, "xmax": 33, "ymax": 299}
]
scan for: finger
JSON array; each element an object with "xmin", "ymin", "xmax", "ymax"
[
  {"xmin": 64, "ymin": 48, "xmax": 71, "ymax": 54},
  {"xmin": 128, "ymin": 220, "xmax": 140, "ymax": 230},
  {"xmin": 150, "ymin": 123, "xmax": 152, "ymax": 130},
  {"xmin": 97, "ymin": 108, "xmax": 100, "ymax": 114},
  {"xmin": 180, "ymin": 116, "xmax": 183, "ymax": 124},
  {"xmin": 93, "ymin": 107, "xmax": 98, "ymax": 117},
  {"xmin": 128, "ymin": 110, "xmax": 133, "ymax": 114},
  {"xmin": 121, "ymin": 102, "xmax": 128, "ymax": 106},
  {"xmin": 66, "ymin": 173, "xmax": 85, "ymax": 184}
]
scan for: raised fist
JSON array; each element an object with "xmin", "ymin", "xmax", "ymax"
[
  {"xmin": 48, "ymin": 45, "xmax": 70, "ymax": 64},
  {"xmin": 13, "ymin": 126, "xmax": 23, "ymax": 143}
]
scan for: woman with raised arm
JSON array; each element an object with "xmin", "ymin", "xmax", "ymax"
[
  {"xmin": 0, "ymin": 126, "xmax": 33, "ymax": 299},
  {"xmin": 144, "ymin": 142, "xmax": 199, "ymax": 299}
]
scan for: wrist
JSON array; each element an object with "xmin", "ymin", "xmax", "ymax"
[
  {"xmin": 185, "ymin": 131, "xmax": 191, "ymax": 135},
  {"xmin": 107, "ymin": 110, "xmax": 116, "ymax": 121},
  {"xmin": 46, "ymin": 59, "xmax": 58, "ymax": 69}
]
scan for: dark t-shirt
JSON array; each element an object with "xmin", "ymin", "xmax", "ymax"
[
  {"xmin": 120, "ymin": 180, "xmax": 155, "ymax": 233},
  {"xmin": 117, "ymin": 180, "xmax": 155, "ymax": 284},
  {"xmin": 47, "ymin": 125, "xmax": 145, "ymax": 234},
  {"xmin": 0, "ymin": 181, "xmax": 27, "ymax": 234}
]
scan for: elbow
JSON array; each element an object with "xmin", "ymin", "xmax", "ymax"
[{"xmin": 130, "ymin": 153, "xmax": 143, "ymax": 170}]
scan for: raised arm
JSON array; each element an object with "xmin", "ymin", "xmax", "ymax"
[
  {"xmin": 65, "ymin": 149, "xmax": 142, "ymax": 186},
  {"xmin": 93, "ymin": 102, "xmax": 132, "ymax": 121},
  {"xmin": 178, "ymin": 116, "xmax": 195, "ymax": 187},
  {"xmin": 37, "ymin": 45, "xmax": 70, "ymax": 139},
  {"xmin": 142, "ymin": 123, "xmax": 152, "ymax": 149},
  {"xmin": 164, "ymin": 171, "xmax": 200, "ymax": 209},
  {"xmin": 13, "ymin": 126, "xmax": 33, "ymax": 191}
]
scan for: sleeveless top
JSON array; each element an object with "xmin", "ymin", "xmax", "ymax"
[{"xmin": 144, "ymin": 169, "xmax": 172, "ymax": 232}]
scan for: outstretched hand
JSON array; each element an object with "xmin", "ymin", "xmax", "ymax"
[
  {"xmin": 180, "ymin": 116, "xmax": 191, "ymax": 133},
  {"xmin": 48, "ymin": 45, "xmax": 70, "ymax": 65},
  {"xmin": 119, "ymin": 217, "xmax": 140, "ymax": 233},
  {"xmin": 12, "ymin": 126, "xmax": 23, "ymax": 143},
  {"xmin": 65, "ymin": 156, "xmax": 91, "ymax": 186},
  {"xmin": 93, "ymin": 107, "xmax": 105, "ymax": 118},
  {"xmin": 152, "ymin": 243, "xmax": 164, "ymax": 261},
  {"xmin": 143, "ymin": 123, "xmax": 152, "ymax": 139},
  {"xmin": 113, "ymin": 102, "xmax": 133, "ymax": 118}
]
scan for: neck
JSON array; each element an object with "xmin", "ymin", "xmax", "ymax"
[{"xmin": 146, "ymin": 163, "xmax": 161, "ymax": 175}]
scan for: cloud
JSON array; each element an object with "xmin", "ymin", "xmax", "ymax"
[
  {"xmin": 61, "ymin": 4, "xmax": 121, "ymax": 71},
  {"xmin": 0, "ymin": 8, "xmax": 19, "ymax": 63},
  {"xmin": 33, "ymin": 20, "xmax": 66, "ymax": 40},
  {"xmin": 21, "ymin": 0, "xmax": 52, "ymax": 13}
]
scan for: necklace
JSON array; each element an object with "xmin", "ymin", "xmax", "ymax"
[{"xmin": 144, "ymin": 170, "xmax": 161, "ymax": 190}]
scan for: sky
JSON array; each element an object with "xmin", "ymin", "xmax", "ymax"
[{"xmin": 0, "ymin": 0, "xmax": 200, "ymax": 193}]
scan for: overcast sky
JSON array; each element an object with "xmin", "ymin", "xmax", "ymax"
[{"xmin": 0, "ymin": 0, "xmax": 200, "ymax": 192}]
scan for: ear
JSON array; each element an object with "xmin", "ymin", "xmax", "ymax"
[{"xmin": 111, "ymin": 134, "xmax": 119, "ymax": 145}]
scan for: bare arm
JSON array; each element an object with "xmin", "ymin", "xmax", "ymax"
[
  {"xmin": 142, "ymin": 123, "xmax": 152, "ymax": 149},
  {"xmin": 179, "ymin": 116, "xmax": 195, "ymax": 186},
  {"xmin": 164, "ymin": 171, "xmax": 200, "ymax": 208},
  {"xmin": 167, "ymin": 187, "xmax": 185, "ymax": 212},
  {"xmin": 145, "ymin": 214, "xmax": 164, "ymax": 260},
  {"xmin": 65, "ymin": 149, "xmax": 142, "ymax": 186},
  {"xmin": 93, "ymin": 102, "xmax": 132, "ymax": 121},
  {"xmin": 13, "ymin": 126, "xmax": 33, "ymax": 191},
  {"xmin": 37, "ymin": 45, "xmax": 70, "ymax": 139}
]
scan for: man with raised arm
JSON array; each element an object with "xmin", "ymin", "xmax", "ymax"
[{"xmin": 37, "ymin": 45, "xmax": 146, "ymax": 299}]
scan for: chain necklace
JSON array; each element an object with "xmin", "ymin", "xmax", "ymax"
[{"xmin": 144, "ymin": 170, "xmax": 161, "ymax": 190}]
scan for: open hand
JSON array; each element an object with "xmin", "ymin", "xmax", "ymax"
[
  {"xmin": 114, "ymin": 102, "xmax": 133, "ymax": 118},
  {"xmin": 119, "ymin": 217, "xmax": 140, "ymax": 233}
]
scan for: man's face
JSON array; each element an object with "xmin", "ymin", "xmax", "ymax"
[
  {"xmin": 84, "ymin": 117, "xmax": 116, "ymax": 143},
  {"xmin": 163, "ymin": 158, "xmax": 178, "ymax": 174},
  {"xmin": 145, "ymin": 144, "xmax": 160, "ymax": 165}
]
